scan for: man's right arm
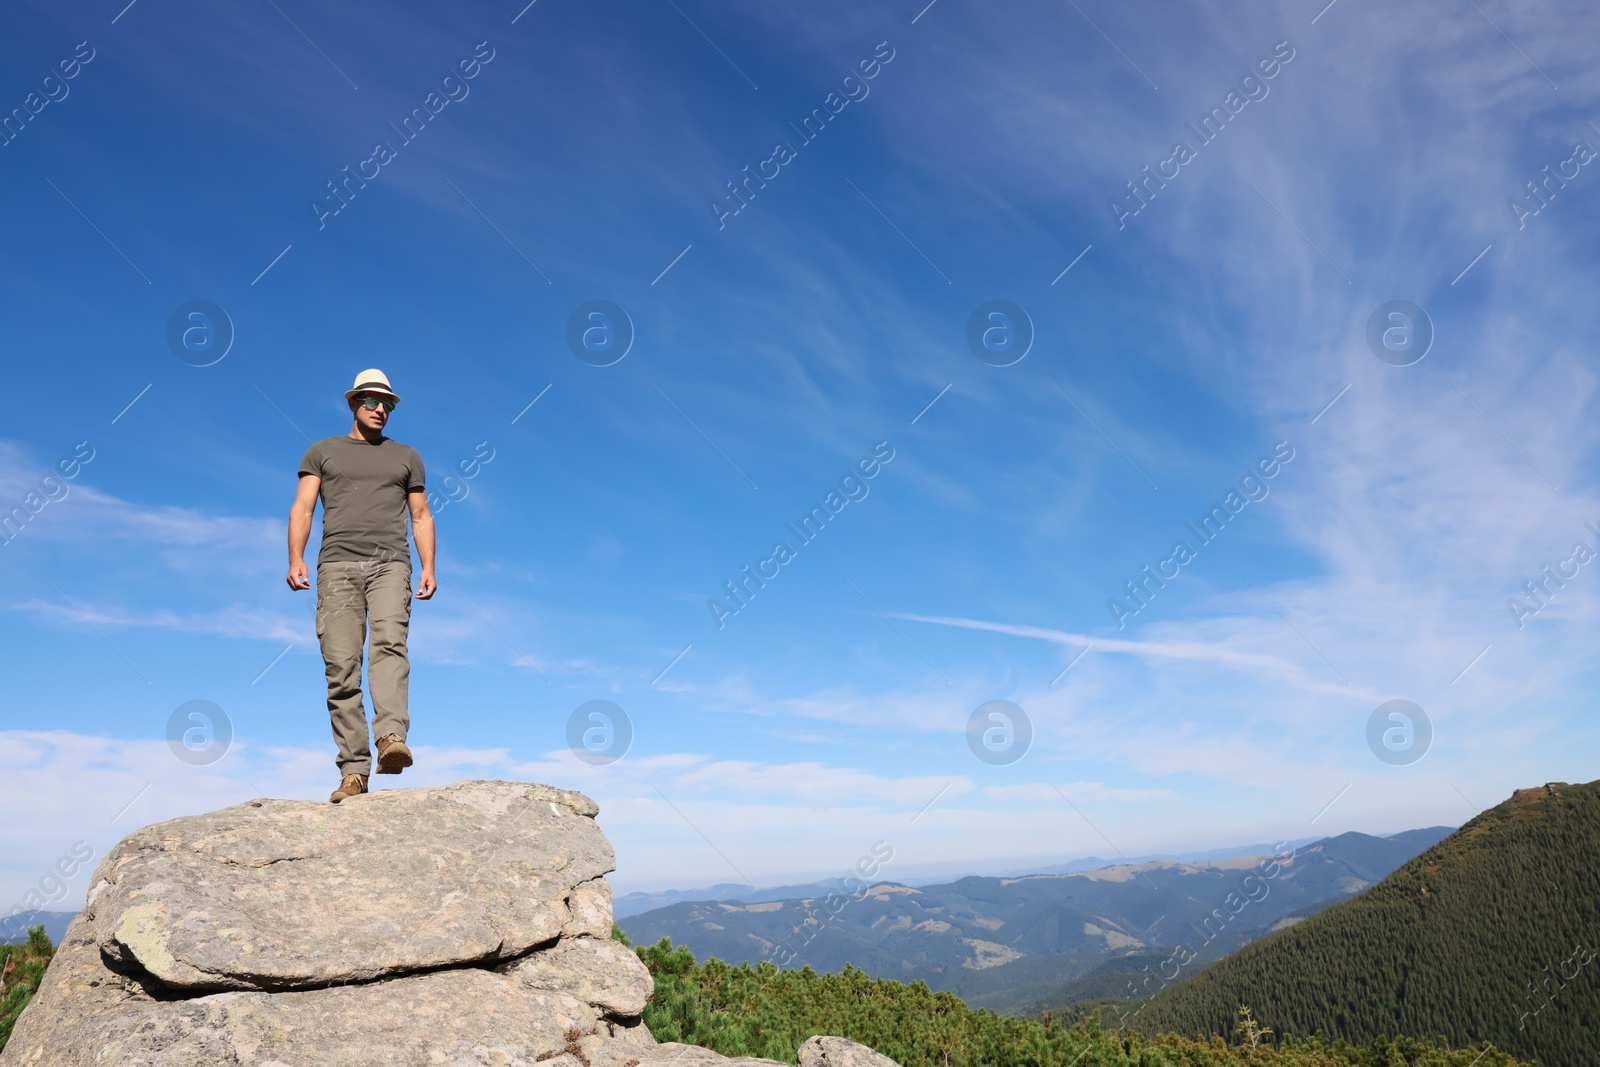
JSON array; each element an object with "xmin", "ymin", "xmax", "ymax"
[{"xmin": 287, "ymin": 474, "xmax": 320, "ymax": 591}]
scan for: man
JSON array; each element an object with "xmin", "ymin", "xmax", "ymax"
[{"xmin": 287, "ymin": 369, "xmax": 436, "ymax": 803}]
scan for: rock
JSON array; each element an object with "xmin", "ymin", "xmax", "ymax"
[
  {"xmin": 799, "ymin": 1036, "xmax": 902, "ymax": 1067},
  {"xmin": 564, "ymin": 876, "xmax": 617, "ymax": 938},
  {"xmin": 9, "ymin": 923, "xmax": 657, "ymax": 1067},
  {"xmin": 1, "ymin": 780, "xmax": 906, "ymax": 1067},
  {"xmin": 94, "ymin": 780, "xmax": 612, "ymax": 991},
  {"xmin": 508, "ymin": 935, "xmax": 653, "ymax": 1016},
  {"xmin": 639, "ymin": 1038, "xmax": 905, "ymax": 1067},
  {"xmin": 636, "ymin": 1043, "xmax": 790, "ymax": 1067}
]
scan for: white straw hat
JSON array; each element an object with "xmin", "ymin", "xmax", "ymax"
[{"xmin": 344, "ymin": 369, "xmax": 401, "ymax": 405}]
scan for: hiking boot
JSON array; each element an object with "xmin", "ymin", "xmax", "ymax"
[
  {"xmin": 375, "ymin": 733, "xmax": 412, "ymax": 775},
  {"xmin": 330, "ymin": 773, "xmax": 368, "ymax": 803}
]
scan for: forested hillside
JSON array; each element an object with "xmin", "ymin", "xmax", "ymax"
[
  {"xmin": 630, "ymin": 934, "xmax": 1523, "ymax": 1067},
  {"xmin": 1130, "ymin": 780, "xmax": 1600, "ymax": 1067}
]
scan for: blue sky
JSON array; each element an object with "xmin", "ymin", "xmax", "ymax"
[{"xmin": 3, "ymin": 0, "xmax": 1598, "ymax": 912}]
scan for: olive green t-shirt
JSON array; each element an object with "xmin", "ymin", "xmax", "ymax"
[{"xmin": 298, "ymin": 435, "xmax": 425, "ymax": 566}]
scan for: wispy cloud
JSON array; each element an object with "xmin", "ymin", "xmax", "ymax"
[
  {"xmin": 15, "ymin": 599, "xmax": 311, "ymax": 644},
  {"xmin": 895, "ymin": 612, "xmax": 1383, "ymax": 701}
]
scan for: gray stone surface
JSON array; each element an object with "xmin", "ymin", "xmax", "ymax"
[
  {"xmin": 3, "ymin": 917, "xmax": 657, "ymax": 1067},
  {"xmin": 636, "ymin": 1036, "xmax": 896, "ymax": 1067},
  {"xmin": 564, "ymin": 876, "xmax": 617, "ymax": 938},
  {"xmin": 799, "ymin": 1035, "xmax": 903, "ymax": 1067},
  {"xmin": 510, "ymin": 935, "xmax": 653, "ymax": 1017},
  {"xmin": 1, "ymin": 780, "xmax": 905, "ymax": 1067},
  {"xmin": 92, "ymin": 780, "xmax": 611, "ymax": 992},
  {"xmin": 636, "ymin": 1043, "xmax": 791, "ymax": 1067}
]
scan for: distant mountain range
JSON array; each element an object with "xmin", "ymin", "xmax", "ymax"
[
  {"xmin": 612, "ymin": 837, "xmax": 1341, "ymax": 919},
  {"xmin": 0, "ymin": 911, "xmax": 75, "ymax": 944},
  {"xmin": 1128, "ymin": 780, "xmax": 1600, "ymax": 1067},
  {"xmin": 618, "ymin": 825, "xmax": 1454, "ymax": 1014}
]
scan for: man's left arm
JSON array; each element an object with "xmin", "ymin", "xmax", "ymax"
[{"xmin": 407, "ymin": 487, "xmax": 436, "ymax": 599}]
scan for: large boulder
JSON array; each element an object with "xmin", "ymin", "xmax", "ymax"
[
  {"xmin": 1, "ymin": 780, "xmax": 901, "ymax": 1067},
  {"xmin": 94, "ymin": 779, "xmax": 615, "ymax": 991}
]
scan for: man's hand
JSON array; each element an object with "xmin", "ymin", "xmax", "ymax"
[
  {"xmin": 287, "ymin": 560, "xmax": 310, "ymax": 591},
  {"xmin": 416, "ymin": 568, "xmax": 436, "ymax": 600}
]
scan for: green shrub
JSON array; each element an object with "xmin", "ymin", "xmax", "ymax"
[
  {"xmin": 633, "ymin": 938, "xmax": 1526, "ymax": 1067},
  {"xmin": 0, "ymin": 926, "xmax": 55, "ymax": 1053}
]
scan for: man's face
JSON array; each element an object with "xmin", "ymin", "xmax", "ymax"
[{"xmin": 352, "ymin": 393, "xmax": 392, "ymax": 431}]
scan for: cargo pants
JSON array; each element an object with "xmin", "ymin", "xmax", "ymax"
[{"xmin": 316, "ymin": 559, "xmax": 412, "ymax": 776}]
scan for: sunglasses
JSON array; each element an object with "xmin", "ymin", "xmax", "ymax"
[{"xmin": 358, "ymin": 397, "xmax": 395, "ymax": 412}]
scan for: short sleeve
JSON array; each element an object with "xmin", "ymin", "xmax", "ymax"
[
  {"xmin": 406, "ymin": 447, "xmax": 426, "ymax": 491},
  {"xmin": 298, "ymin": 443, "xmax": 326, "ymax": 479}
]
